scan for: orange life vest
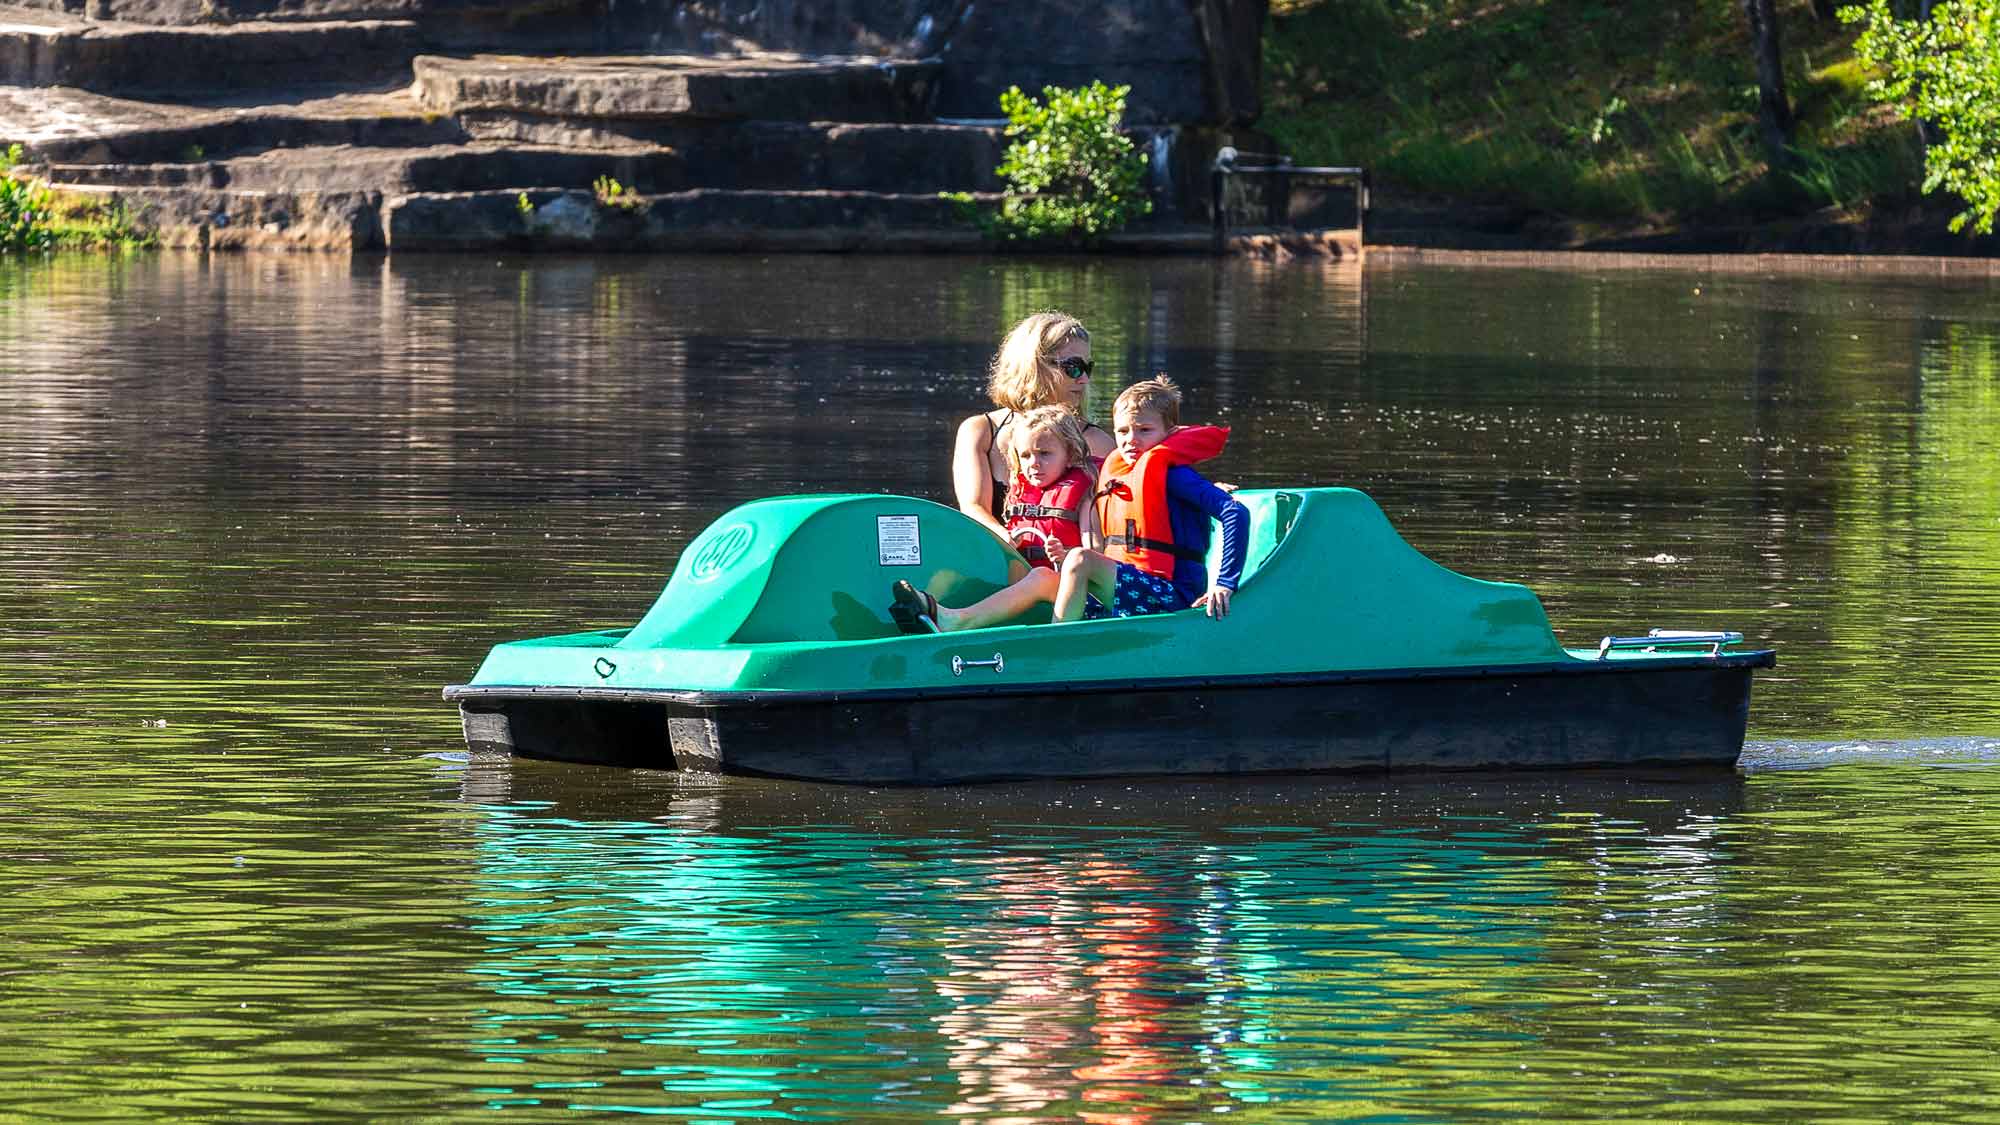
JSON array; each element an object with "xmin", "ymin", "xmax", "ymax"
[
  {"xmin": 1096, "ymin": 425, "xmax": 1229, "ymax": 580},
  {"xmin": 1002, "ymin": 466, "xmax": 1092, "ymax": 569}
]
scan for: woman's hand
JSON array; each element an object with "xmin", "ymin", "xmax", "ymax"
[
  {"xmin": 1046, "ymin": 540, "xmax": 1069, "ymax": 566},
  {"xmin": 1193, "ymin": 586, "xmax": 1233, "ymax": 619}
]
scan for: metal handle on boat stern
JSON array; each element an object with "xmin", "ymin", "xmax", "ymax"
[
  {"xmin": 1595, "ymin": 630, "xmax": 1744, "ymax": 659},
  {"xmin": 951, "ymin": 653, "xmax": 1005, "ymax": 677}
]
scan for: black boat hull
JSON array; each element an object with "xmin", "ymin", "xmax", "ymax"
[{"xmin": 451, "ymin": 655, "xmax": 1770, "ymax": 784}]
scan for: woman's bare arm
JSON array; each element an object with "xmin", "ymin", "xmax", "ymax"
[{"xmin": 952, "ymin": 412, "xmax": 1014, "ymax": 543}]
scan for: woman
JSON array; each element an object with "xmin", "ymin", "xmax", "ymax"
[{"xmin": 952, "ymin": 310, "xmax": 1116, "ymax": 548}]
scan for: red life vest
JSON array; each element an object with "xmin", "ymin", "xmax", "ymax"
[
  {"xmin": 1096, "ymin": 425, "xmax": 1229, "ymax": 580},
  {"xmin": 1002, "ymin": 466, "xmax": 1092, "ymax": 569}
]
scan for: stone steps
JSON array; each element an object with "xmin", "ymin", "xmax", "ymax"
[
  {"xmin": 38, "ymin": 122, "xmax": 1005, "ymax": 195},
  {"xmin": 0, "ymin": 3, "xmax": 1265, "ymax": 254}
]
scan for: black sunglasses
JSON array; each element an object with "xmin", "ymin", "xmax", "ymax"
[{"xmin": 1057, "ymin": 356, "xmax": 1094, "ymax": 380}]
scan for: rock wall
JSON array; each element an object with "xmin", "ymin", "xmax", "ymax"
[
  {"xmin": 933, "ymin": 0, "xmax": 1266, "ymax": 125},
  {"xmin": 601, "ymin": 0, "xmax": 1269, "ymax": 125},
  {"xmin": 598, "ymin": 0, "xmax": 970, "ymax": 56},
  {"xmin": 13, "ymin": 0, "xmax": 1268, "ymax": 125}
]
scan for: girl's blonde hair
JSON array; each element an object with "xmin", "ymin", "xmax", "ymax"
[
  {"xmin": 1011, "ymin": 404, "xmax": 1092, "ymax": 477},
  {"xmin": 1114, "ymin": 374, "xmax": 1181, "ymax": 428},
  {"xmin": 987, "ymin": 310, "xmax": 1090, "ymax": 414}
]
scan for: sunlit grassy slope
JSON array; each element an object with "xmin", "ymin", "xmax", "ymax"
[{"xmin": 1262, "ymin": 0, "xmax": 1927, "ymax": 238}]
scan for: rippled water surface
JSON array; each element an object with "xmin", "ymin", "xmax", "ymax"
[{"xmin": 3, "ymin": 251, "xmax": 1999, "ymax": 1120}]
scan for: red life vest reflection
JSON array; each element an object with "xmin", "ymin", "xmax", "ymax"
[{"xmin": 931, "ymin": 855, "xmax": 1183, "ymax": 1122}]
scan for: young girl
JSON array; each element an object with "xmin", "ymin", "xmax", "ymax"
[
  {"xmin": 888, "ymin": 408, "xmax": 1098, "ymax": 635},
  {"xmin": 999, "ymin": 405, "xmax": 1099, "ymax": 570}
]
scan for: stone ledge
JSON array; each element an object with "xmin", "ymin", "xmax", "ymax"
[
  {"xmin": 53, "ymin": 182, "xmax": 384, "ymax": 249},
  {"xmin": 454, "ymin": 117, "xmax": 1006, "ymax": 192},
  {"xmin": 411, "ymin": 53, "xmax": 941, "ymax": 124},
  {"xmin": 0, "ymin": 12, "xmax": 421, "ymax": 92},
  {"xmin": 3, "ymin": 84, "xmax": 458, "ymax": 163},
  {"xmin": 385, "ymin": 187, "xmax": 992, "ymax": 251},
  {"xmin": 47, "ymin": 141, "xmax": 694, "ymax": 194},
  {"xmin": 10, "ymin": 0, "xmax": 432, "ymax": 26},
  {"xmin": 35, "ymin": 127, "xmax": 1007, "ymax": 195},
  {"xmin": 51, "ymin": 181, "xmax": 1359, "ymax": 256}
]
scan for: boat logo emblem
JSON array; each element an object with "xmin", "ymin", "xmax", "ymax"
[{"xmin": 688, "ymin": 523, "xmax": 755, "ymax": 583}]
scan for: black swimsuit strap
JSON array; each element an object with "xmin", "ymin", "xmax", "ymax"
[{"xmin": 987, "ymin": 410, "xmax": 1015, "ymax": 518}]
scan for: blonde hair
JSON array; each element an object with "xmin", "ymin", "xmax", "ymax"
[
  {"xmin": 987, "ymin": 310, "xmax": 1090, "ymax": 414},
  {"xmin": 1011, "ymin": 405, "xmax": 1092, "ymax": 476},
  {"xmin": 1114, "ymin": 374, "xmax": 1181, "ymax": 428}
]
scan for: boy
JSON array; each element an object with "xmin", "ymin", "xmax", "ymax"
[{"xmin": 1053, "ymin": 375, "xmax": 1247, "ymax": 621}]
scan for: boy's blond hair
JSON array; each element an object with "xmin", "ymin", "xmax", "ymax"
[
  {"xmin": 987, "ymin": 310, "xmax": 1090, "ymax": 414},
  {"xmin": 1011, "ymin": 405, "xmax": 1093, "ymax": 476},
  {"xmin": 1113, "ymin": 374, "xmax": 1181, "ymax": 428}
]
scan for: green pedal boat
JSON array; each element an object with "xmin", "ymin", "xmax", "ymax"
[{"xmin": 444, "ymin": 488, "xmax": 1775, "ymax": 784}]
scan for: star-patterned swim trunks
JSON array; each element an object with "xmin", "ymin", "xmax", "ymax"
[{"xmin": 1084, "ymin": 562, "xmax": 1193, "ymax": 620}]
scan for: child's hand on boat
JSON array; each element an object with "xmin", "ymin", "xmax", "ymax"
[{"xmin": 1194, "ymin": 585, "xmax": 1233, "ymax": 619}]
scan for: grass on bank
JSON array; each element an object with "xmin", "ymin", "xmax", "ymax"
[
  {"xmin": 1262, "ymin": 0, "xmax": 1926, "ymax": 233},
  {"xmin": 1, "ymin": 145, "xmax": 155, "ymax": 253}
]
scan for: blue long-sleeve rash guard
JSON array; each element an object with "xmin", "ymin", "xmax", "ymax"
[{"xmin": 1162, "ymin": 465, "xmax": 1250, "ymax": 605}]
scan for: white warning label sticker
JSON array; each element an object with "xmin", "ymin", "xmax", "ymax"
[{"xmin": 877, "ymin": 515, "xmax": 922, "ymax": 566}]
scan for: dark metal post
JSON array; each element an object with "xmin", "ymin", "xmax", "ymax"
[
  {"xmin": 1211, "ymin": 145, "xmax": 1237, "ymax": 254},
  {"xmin": 1211, "ymin": 164, "xmax": 1226, "ymax": 253},
  {"xmin": 1357, "ymin": 168, "xmax": 1371, "ymax": 245}
]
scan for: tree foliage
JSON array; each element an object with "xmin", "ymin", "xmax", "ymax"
[
  {"xmin": 953, "ymin": 81, "xmax": 1152, "ymax": 243},
  {"xmin": 1843, "ymin": 0, "xmax": 2000, "ymax": 234}
]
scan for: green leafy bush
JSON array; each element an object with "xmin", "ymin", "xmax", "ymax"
[
  {"xmin": 950, "ymin": 81, "xmax": 1152, "ymax": 242},
  {"xmin": 1, "ymin": 142, "xmax": 156, "ymax": 252},
  {"xmin": 1843, "ymin": 0, "xmax": 2000, "ymax": 234},
  {"xmin": 1, "ymin": 145, "xmax": 57, "ymax": 253}
]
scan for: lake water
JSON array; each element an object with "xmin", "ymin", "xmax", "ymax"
[{"xmin": 3, "ymin": 250, "xmax": 1998, "ymax": 1120}]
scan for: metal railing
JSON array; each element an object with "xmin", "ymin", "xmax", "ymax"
[
  {"xmin": 1595, "ymin": 629, "xmax": 1745, "ymax": 660},
  {"xmin": 1210, "ymin": 147, "xmax": 1368, "ymax": 251}
]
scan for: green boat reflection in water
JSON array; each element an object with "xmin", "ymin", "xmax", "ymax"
[
  {"xmin": 446, "ymin": 488, "xmax": 1774, "ymax": 782},
  {"xmin": 461, "ymin": 776, "xmax": 1604, "ymax": 1118}
]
